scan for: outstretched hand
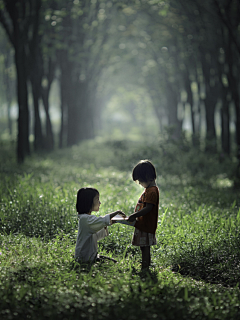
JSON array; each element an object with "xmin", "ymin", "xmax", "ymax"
[
  {"xmin": 127, "ymin": 214, "xmax": 136, "ymax": 222},
  {"xmin": 110, "ymin": 210, "xmax": 127, "ymax": 224},
  {"xmin": 116, "ymin": 210, "xmax": 127, "ymax": 218}
]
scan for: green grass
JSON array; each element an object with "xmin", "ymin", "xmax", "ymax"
[{"xmin": 0, "ymin": 138, "xmax": 240, "ymax": 319}]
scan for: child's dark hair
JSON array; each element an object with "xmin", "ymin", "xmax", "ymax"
[
  {"xmin": 76, "ymin": 187, "xmax": 99, "ymax": 214},
  {"xmin": 132, "ymin": 160, "xmax": 156, "ymax": 182}
]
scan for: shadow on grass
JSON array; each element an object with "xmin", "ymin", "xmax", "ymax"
[
  {"xmin": 70, "ymin": 258, "xmax": 158, "ymax": 284},
  {"xmin": 2, "ymin": 258, "xmax": 240, "ymax": 320},
  {"xmin": 170, "ymin": 235, "xmax": 240, "ymax": 288},
  {"xmin": 130, "ymin": 266, "xmax": 159, "ymax": 283},
  {"xmin": 69, "ymin": 256, "xmax": 119, "ymax": 274},
  {"xmin": 7, "ymin": 265, "xmax": 40, "ymax": 286}
]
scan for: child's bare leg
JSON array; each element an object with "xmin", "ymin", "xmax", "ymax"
[{"xmin": 140, "ymin": 246, "xmax": 150, "ymax": 269}]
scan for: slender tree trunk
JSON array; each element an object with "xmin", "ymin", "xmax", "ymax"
[
  {"xmin": 166, "ymin": 82, "xmax": 182, "ymax": 140},
  {"xmin": 232, "ymin": 87, "xmax": 240, "ymax": 187},
  {"xmin": 15, "ymin": 44, "xmax": 30, "ymax": 163},
  {"xmin": 217, "ymin": 32, "xmax": 230, "ymax": 155},
  {"xmin": 31, "ymin": 75, "xmax": 44, "ymax": 151},
  {"xmin": 41, "ymin": 58, "xmax": 55, "ymax": 151},
  {"xmin": 59, "ymin": 77, "xmax": 67, "ymax": 149},
  {"xmin": 6, "ymin": 88, "xmax": 12, "ymax": 137},
  {"xmin": 227, "ymin": 67, "xmax": 240, "ymax": 153},
  {"xmin": 220, "ymin": 86, "xmax": 230, "ymax": 155},
  {"xmin": 225, "ymin": 44, "xmax": 240, "ymax": 187},
  {"xmin": 41, "ymin": 90, "xmax": 54, "ymax": 151},
  {"xmin": 7, "ymin": 103, "xmax": 12, "ymax": 136},
  {"xmin": 220, "ymin": 106, "xmax": 230, "ymax": 155},
  {"xmin": 4, "ymin": 53, "xmax": 13, "ymax": 137},
  {"xmin": 200, "ymin": 54, "xmax": 218, "ymax": 153},
  {"xmin": 58, "ymin": 57, "xmax": 69, "ymax": 148},
  {"xmin": 183, "ymin": 68, "xmax": 199, "ymax": 146},
  {"xmin": 204, "ymin": 93, "xmax": 217, "ymax": 152},
  {"xmin": 67, "ymin": 79, "xmax": 80, "ymax": 146},
  {"xmin": 196, "ymin": 80, "xmax": 202, "ymax": 139},
  {"xmin": 58, "ymin": 50, "xmax": 68, "ymax": 148}
]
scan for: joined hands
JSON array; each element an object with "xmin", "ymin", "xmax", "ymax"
[
  {"xmin": 111, "ymin": 210, "xmax": 126, "ymax": 224},
  {"xmin": 115, "ymin": 210, "xmax": 127, "ymax": 218}
]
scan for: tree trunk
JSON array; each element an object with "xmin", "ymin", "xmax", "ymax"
[
  {"xmin": 31, "ymin": 75, "xmax": 44, "ymax": 151},
  {"xmin": 59, "ymin": 75, "xmax": 67, "ymax": 149},
  {"xmin": 15, "ymin": 43, "xmax": 30, "ymax": 163},
  {"xmin": 41, "ymin": 89, "xmax": 54, "ymax": 151},
  {"xmin": 220, "ymin": 86, "xmax": 230, "ymax": 155},
  {"xmin": 66, "ymin": 77, "xmax": 94, "ymax": 146},
  {"xmin": 67, "ymin": 80, "xmax": 81, "ymax": 146},
  {"xmin": 4, "ymin": 53, "xmax": 13, "ymax": 137},
  {"xmin": 57, "ymin": 51, "xmax": 67, "ymax": 148},
  {"xmin": 166, "ymin": 82, "xmax": 182, "ymax": 140},
  {"xmin": 77, "ymin": 81, "xmax": 94, "ymax": 141},
  {"xmin": 196, "ymin": 80, "xmax": 202, "ymax": 139},
  {"xmin": 232, "ymin": 87, "xmax": 240, "ymax": 187},
  {"xmin": 200, "ymin": 54, "xmax": 218, "ymax": 153},
  {"xmin": 183, "ymin": 68, "xmax": 199, "ymax": 147},
  {"xmin": 227, "ymin": 64, "xmax": 240, "ymax": 153},
  {"xmin": 7, "ymin": 103, "xmax": 12, "ymax": 137},
  {"xmin": 204, "ymin": 92, "xmax": 217, "ymax": 152},
  {"xmin": 225, "ymin": 42, "xmax": 240, "ymax": 187},
  {"xmin": 41, "ymin": 58, "xmax": 55, "ymax": 151}
]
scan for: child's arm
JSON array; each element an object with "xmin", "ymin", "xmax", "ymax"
[
  {"xmin": 95, "ymin": 227, "xmax": 109, "ymax": 241},
  {"xmin": 127, "ymin": 203, "xmax": 154, "ymax": 222},
  {"xmin": 87, "ymin": 211, "xmax": 125, "ymax": 233},
  {"xmin": 95, "ymin": 211, "xmax": 125, "ymax": 239}
]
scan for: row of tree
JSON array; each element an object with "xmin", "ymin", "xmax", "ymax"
[
  {"xmin": 121, "ymin": 0, "xmax": 240, "ymax": 155},
  {"xmin": 0, "ymin": 0, "xmax": 240, "ymax": 166},
  {"xmin": 0, "ymin": 0, "xmax": 118, "ymax": 161}
]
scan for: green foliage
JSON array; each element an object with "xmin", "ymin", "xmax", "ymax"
[
  {"xmin": 99, "ymin": 134, "xmax": 235, "ymax": 187},
  {"xmin": 0, "ymin": 138, "xmax": 240, "ymax": 320}
]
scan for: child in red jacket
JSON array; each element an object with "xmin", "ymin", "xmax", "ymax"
[{"xmin": 127, "ymin": 160, "xmax": 159, "ymax": 270}]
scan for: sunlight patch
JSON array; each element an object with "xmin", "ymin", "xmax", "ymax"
[{"xmin": 211, "ymin": 174, "xmax": 233, "ymax": 188}]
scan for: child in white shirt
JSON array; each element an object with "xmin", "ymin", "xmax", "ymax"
[{"xmin": 74, "ymin": 187, "xmax": 125, "ymax": 263}]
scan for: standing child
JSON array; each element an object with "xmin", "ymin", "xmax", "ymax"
[
  {"xmin": 127, "ymin": 160, "xmax": 159, "ymax": 270},
  {"xmin": 75, "ymin": 187, "xmax": 125, "ymax": 263}
]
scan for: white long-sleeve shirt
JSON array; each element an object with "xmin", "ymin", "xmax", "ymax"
[{"xmin": 75, "ymin": 213, "xmax": 111, "ymax": 262}]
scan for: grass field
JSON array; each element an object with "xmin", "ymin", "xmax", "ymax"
[{"xmin": 0, "ymin": 138, "xmax": 240, "ymax": 320}]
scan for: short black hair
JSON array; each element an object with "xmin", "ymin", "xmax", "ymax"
[
  {"xmin": 76, "ymin": 188, "xmax": 99, "ymax": 214},
  {"xmin": 132, "ymin": 160, "xmax": 156, "ymax": 182}
]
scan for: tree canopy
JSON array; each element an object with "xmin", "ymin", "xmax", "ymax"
[{"xmin": 0, "ymin": 0, "xmax": 239, "ymax": 172}]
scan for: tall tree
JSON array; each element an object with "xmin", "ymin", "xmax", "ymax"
[
  {"xmin": 0, "ymin": 0, "xmax": 42, "ymax": 162},
  {"xmin": 52, "ymin": 0, "xmax": 117, "ymax": 147}
]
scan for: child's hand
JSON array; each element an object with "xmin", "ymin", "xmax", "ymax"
[
  {"xmin": 116, "ymin": 210, "xmax": 127, "ymax": 218},
  {"xmin": 127, "ymin": 214, "xmax": 136, "ymax": 222}
]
